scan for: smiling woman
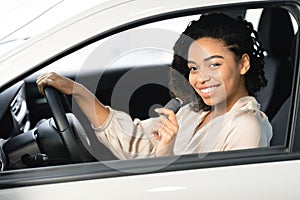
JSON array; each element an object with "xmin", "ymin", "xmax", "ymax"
[
  {"xmin": 0, "ymin": 1, "xmax": 299, "ymax": 199},
  {"xmin": 36, "ymin": 12, "xmax": 272, "ymax": 159}
]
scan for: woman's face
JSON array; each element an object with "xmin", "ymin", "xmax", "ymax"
[{"xmin": 188, "ymin": 37, "xmax": 250, "ymax": 111}]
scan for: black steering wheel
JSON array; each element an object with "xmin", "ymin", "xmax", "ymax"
[{"xmin": 43, "ymin": 86, "xmax": 93, "ymax": 163}]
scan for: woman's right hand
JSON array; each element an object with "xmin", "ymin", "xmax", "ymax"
[
  {"xmin": 36, "ymin": 72, "xmax": 75, "ymax": 95},
  {"xmin": 36, "ymin": 72, "xmax": 110, "ymax": 128}
]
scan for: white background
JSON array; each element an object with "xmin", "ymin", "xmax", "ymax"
[{"xmin": 0, "ymin": 0, "xmax": 109, "ymax": 55}]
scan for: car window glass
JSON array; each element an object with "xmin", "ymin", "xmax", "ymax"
[
  {"xmin": 37, "ymin": 8, "xmax": 269, "ymax": 75},
  {"xmin": 18, "ymin": 6, "xmax": 298, "ymax": 169}
]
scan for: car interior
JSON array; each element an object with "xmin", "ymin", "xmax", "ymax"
[
  {"xmin": 256, "ymin": 7, "xmax": 296, "ymax": 146},
  {"xmin": 0, "ymin": 4, "xmax": 298, "ymax": 171}
]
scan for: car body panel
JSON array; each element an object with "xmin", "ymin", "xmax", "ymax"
[
  {"xmin": 0, "ymin": 159, "xmax": 300, "ymax": 200},
  {"xmin": 0, "ymin": 0, "xmax": 299, "ymax": 199}
]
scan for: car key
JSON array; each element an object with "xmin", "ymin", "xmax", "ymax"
[{"xmin": 160, "ymin": 97, "xmax": 183, "ymax": 117}]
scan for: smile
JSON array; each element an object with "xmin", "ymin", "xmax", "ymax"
[{"xmin": 200, "ymin": 86, "xmax": 218, "ymax": 94}]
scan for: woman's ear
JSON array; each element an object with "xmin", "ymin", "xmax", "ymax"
[{"xmin": 240, "ymin": 54, "xmax": 250, "ymax": 75}]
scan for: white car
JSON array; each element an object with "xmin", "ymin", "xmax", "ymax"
[{"xmin": 0, "ymin": 0, "xmax": 299, "ymax": 199}]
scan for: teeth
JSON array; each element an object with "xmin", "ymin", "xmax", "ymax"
[{"xmin": 200, "ymin": 86, "xmax": 217, "ymax": 93}]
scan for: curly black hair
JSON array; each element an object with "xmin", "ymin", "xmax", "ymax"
[{"xmin": 169, "ymin": 12, "xmax": 267, "ymax": 112}]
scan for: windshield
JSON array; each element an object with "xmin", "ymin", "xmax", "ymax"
[{"xmin": 0, "ymin": 0, "xmax": 109, "ymax": 56}]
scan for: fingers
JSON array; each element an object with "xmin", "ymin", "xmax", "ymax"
[
  {"xmin": 155, "ymin": 107, "xmax": 178, "ymax": 125},
  {"xmin": 154, "ymin": 114, "xmax": 179, "ymax": 156},
  {"xmin": 154, "ymin": 108, "xmax": 179, "ymax": 144},
  {"xmin": 36, "ymin": 72, "xmax": 75, "ymax": 95},
  {"xmin": 36, "ymin": 72, "xmax": 54, "ymax": 95},
  {"xmin": 36, "ymin": 72, "xmax": 62, "ymax": 95},
  {"xmin": 155, "ymin": 107, "xmax": 175, "ymax": 116}
]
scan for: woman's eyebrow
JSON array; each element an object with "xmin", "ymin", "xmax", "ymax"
[
  {"xmin": 203, "ymin": 55, "xmax": 224, "ymax": 62},
  {"xmin": 187, "ymin": 60, "xmax": 197, "ymax": 64},
  {"xmin": 188, "ymin": 55, "xmax": 224, "ymax": 64}
]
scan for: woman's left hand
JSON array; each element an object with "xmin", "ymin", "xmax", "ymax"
[{"xmin": 154, "ymin": 108, "xmax": 179, "ymax": 156}]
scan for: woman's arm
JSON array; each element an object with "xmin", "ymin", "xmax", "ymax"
[
  {"xmin": 36, "ymin": 72, "xmax": 181, "ymax": 158},
  {"xmin": 36, "ymin": 72, "xmax": 109, "ymax": 128}
]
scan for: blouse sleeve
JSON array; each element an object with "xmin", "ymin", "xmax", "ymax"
[
  {"xmin": 223, "ymin": 110, "xmax": 273, "ymax": 151},
  {"xmin": 92, "ymin": 106, "xmax": 158, "ymax": 160}
]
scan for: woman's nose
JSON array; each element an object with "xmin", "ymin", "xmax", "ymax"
[{"xmin": 196, "ymin": 70, "xmax": 211, "ymax": 84}]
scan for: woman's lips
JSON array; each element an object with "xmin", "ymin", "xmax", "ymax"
[{"xmin": 198, "ymin": 85, "xmax": 219, "ymax": 98}]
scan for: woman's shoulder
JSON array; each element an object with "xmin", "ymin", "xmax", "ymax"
[
  {"xmin": 231, "ymin": 96, "xmax": 262, "ymax": 114},
  {"xmin": 230, "ymin": 96, "xmax": 271, "ymax": 127},
  {"xmin": 228, "ymin": 96, "xmax": 273, "ymax": 145}
]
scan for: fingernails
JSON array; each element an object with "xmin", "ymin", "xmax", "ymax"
[{"xmin": 154, "ymin": 108, "xmax": 161, "ymax": 113}]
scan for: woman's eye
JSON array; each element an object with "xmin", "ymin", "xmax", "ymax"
[
  {"xmin": 208, "ymin": 63, "xmax": 220, "ymax": 69},
  {"xmin": 188, "ymin": 66, "xmax": 198, "ymax": 72}
]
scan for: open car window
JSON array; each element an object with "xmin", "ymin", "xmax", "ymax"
[
  {"xmin": 0, "ymin": 2, "xmax": 299, "ymax": 192},
  {"xmin": 23, "ymin": 5, "xmax": 295, "ymax": 161}
]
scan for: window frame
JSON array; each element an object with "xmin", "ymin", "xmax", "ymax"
[{"xmin": 1, "ymin": 0, "xmax": 300, "ymax": 189}]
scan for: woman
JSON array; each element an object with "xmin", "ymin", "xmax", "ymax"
[{"xmin": 37, "ymin": 13, "xmax": 273, "ymax": 159}]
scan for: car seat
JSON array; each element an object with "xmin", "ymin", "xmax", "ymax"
[
  {"xmin": 270, "ymin": 30, "xmax": 298, "ymax": 146},
  {"xmin": 256, "ymin": 7, "xmax": 294, "ymax": 121},
  {"xmin": 257, "ymin": 7, "xmax": 297, "ymax": 146}
]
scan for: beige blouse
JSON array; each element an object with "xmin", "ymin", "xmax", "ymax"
[{"xmin": 93, "ymin": 96, "xmax": 273, "ymax": 159}]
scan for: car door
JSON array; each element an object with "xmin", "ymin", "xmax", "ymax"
[{"xmin": 0, "ymin": 1, "xmax": 300, "ymax": 200}]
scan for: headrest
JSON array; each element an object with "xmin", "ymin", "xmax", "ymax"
[{"xmin": 258, "ymin": 7, "xmax": 294, "ymax": 57}]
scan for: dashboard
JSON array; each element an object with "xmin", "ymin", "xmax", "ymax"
[{"xmin": 0, "ymin": 81, "xmax": 30, "ymax": 139}]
